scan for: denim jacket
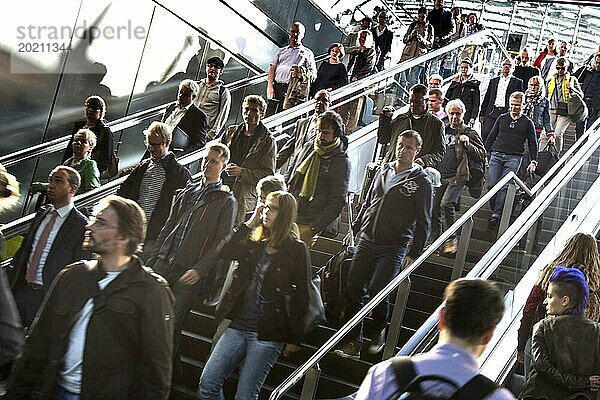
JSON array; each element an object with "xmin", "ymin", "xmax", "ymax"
[{"xmin": 529, "ymin": 97, "xmax": 553, "ymax": 135}]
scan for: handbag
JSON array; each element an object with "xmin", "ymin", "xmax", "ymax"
[
  {"xmin": 100, "ymin": 150, "xmax": 119, "ymax": 179},
  {"xmin": 171, "ymin": 127, "xmax": 191, "ymax": 151},
  {"xmin": 568, "ymin": 82, "xmax": 589, "ymax": 123},
  {"xmin": 535, "ymin": 144, "xmax": 559, "ymax": 177},
  {"xmin": 284, "ymin": 273, "xmax": 326, "ymax": 335},
  {"xmin": 320, "ymin": 216, "xmax": 340, "ymax": 239}
]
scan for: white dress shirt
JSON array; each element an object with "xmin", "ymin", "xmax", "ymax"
[{"xmin": 29, "ymin": 203, "xmax": 74, "ymax": 285}]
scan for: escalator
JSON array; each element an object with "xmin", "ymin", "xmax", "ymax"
[
  {"xmin": 395, "ymin": 116, "xmax": 600, "ymax": 399},
  {"xmin": 267, "ymin": 104, "xmax": 600, "ymax": 399},
  {"xmin": 0, "ymin": 0, "xmax": 345, "ymax": 222},
  {"xmin": 1, "ymin": 26, "xmax": 582, "ymax": 400}
]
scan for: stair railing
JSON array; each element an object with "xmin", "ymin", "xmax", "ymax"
[{"xmin": 269, "ymin": 102, "xmax": 600, "ymax": 400}]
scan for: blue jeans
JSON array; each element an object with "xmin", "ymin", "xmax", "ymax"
[
  {"xmin": 55, "ymin": 386, "xmax": 80, "ymax": 400},
  {"xmin": 198, "ymin": 328, "xmax": 284, "ymax": 400},
  {"xmin": 343, "ymin": 237, "xmax": 408, "ymax": 341},
  {"xmin": 487, "ymin": 152, "xmax": 522, "ymax": 217},
  {"xmin": 431, "ymin": 177, "xmax": 464, "ymax": 241}
]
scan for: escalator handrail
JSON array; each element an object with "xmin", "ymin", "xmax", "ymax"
[
  {"xmin": 262, "ymin": 28, "xmax": 509, "ymax": 126},
  {"xmin": 1, "ymin": 27, "xmax": 495, "ymax": 168},
  {"xmin": 269, "ymin": 112, "xmax": 600, "ymax": 399},
  {"xmin": 0, "ymin": 29, "xmax": 505, "ymax": 247},
  {"xmin": 0, "ymin": 51, "xmax": 332, "ymax": 168},
  {"xmin": 397, "ymin": 115, "xmax": 600, "ymax": 358},
  {"xmin": 269, "ymin": 171, "xmax": 526, "ymax": 399}
]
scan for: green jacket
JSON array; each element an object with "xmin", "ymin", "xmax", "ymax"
[{"xmin": 31, "ymin": 156, "xmax": 100, "ymax": 195}]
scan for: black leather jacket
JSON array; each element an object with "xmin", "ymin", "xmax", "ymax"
[
  {"xmin": 520, "ymin": 315, "xmax": 600, "ymax": 400},
  {"xmin": 216, "ymin": 225, "xmax": 311, "ymax": 345}
]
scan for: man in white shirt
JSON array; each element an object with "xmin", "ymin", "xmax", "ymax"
[
  {"xmin": 356, "ymin": 278, "xmax": 515, "ymax": 400},
  {"xmin": 480, "ymin": 59, "xmax": 524, "ymax": 140},
  {"xmin": 267, "ymin": 22, "xmax": 317, "ymax": 115},
  {"xmin": 9, "ymin": 166, "xmax": 88, "ymax": 328}
]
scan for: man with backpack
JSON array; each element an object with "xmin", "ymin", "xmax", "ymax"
[{"xmin": 355, "ymin": 278, "xmax": 515, "ymax": 400}]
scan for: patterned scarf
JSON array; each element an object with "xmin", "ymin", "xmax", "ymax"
[
  {"xmin": 524, "ymin": 91, "xmax": 543, "ymax": 119},
  {"xmin": 296, "ymin": 137, "xmax": 342, "ymax": 200}
]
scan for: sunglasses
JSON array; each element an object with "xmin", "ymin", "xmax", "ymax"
[{"xmin": 556, "ymin": 66, "xmax": 566, "ymax": 70}]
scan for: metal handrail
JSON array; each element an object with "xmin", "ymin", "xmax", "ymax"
[
  {"xmin": 264, "ymin": 28, "xmax": 509, "ymax": 128},
  {"xmin": 398, "ymin": 115, "xmax": 600, "ymax": 358},
  {"xmin": 0, "ymin": 51, "xmax": 334, "ymax": 169},
  {"xmin": 268, "ymin": 64, "xmax": 600, "ymax": 400},
  {"xmin": 1, "ymin": 28, "xmax": 496, "ymax": 168},
  {"xmin": 269, "ymin": 171, "xmax": 529, "ymax": 399}
]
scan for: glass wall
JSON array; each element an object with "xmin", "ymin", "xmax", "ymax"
[{"xmin": 0, "ymin": 0, "xmax": 291, "ymax": 222}]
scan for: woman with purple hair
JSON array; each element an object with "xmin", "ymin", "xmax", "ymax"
[{"xmin": 520, "ymin": 266, "xmax": 600, "ymax": 400}]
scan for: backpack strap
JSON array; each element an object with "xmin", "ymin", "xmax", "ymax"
[
  {"xmin": 452, "ymin": 374, "xmax": 499, "ymax": 400},
  {"xmin": 218, "ymin": 84, "xmax": 225, "ymax": 110},
  {"xmin": 390, "ymin": 357, "xmax": 419, "ymax": 394}
]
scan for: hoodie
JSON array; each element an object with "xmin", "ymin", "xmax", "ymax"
[{"xmin": 353, "ymin": 163, "xmax": 433, "ymax": 258}]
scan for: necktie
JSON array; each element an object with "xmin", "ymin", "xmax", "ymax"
[{"xmin": 25, "ymin": 210, "xmax": 59, "ymax": 284}]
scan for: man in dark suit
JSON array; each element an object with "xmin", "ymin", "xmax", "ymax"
[
  {"xmin": 480, "ymin": 58, "xmax": 524, "ymax": 141},
  {"xmin": 9, "ymin": 166, "xmax": 88, "ymax": 328},
  {"xmin": 371, "ymin": 11, "xmax": 393, "ymax": 71},
  {"xmin": 162, "ymin": 79, "xmax": 209, "ymax": 154}
]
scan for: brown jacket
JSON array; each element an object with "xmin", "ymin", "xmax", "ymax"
[
  {"xmin": 401, "ymin": 20, "xmax": 434, "ymax": 62},
  {"xmin": 7, "ymin": 258, "xmax": 174, "ymax": 400},
  {"xmin": 447, "ymin": 124, "xmax": 486, "ymax": 184},
  {"xmin": 220, "ymin": 122, "xmax": 276, "ymax": 224}
]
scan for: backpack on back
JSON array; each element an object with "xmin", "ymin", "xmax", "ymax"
[{"xmin": 390, "ymin": 356, "xmax": 499, "ymax": 400}]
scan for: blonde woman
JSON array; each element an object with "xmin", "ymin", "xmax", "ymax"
[{"xmin": 199, "ymin": 191, "xmax": 311, "ymax": 400}]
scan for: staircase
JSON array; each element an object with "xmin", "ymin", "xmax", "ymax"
[{"xmin": 170, "ymin": 117, "xmax": 600, "ymax": 400}]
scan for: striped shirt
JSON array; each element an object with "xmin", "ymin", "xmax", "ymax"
[{"xmin": 138, "ymin": 157, "xmax": 167, "ymax": 222}]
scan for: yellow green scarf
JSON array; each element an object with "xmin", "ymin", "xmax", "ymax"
[
  {"xmin": 547, "ymin": 74, "xmax": 572, "ymax": 103},
  {"xmin": 296, "ymin": 137, "xmax": 341, "ymax": 200}
]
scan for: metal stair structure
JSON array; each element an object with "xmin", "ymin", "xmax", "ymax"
[{"xmin": 4, "ymin": 23, "xmax": 596, "ymax": 400}]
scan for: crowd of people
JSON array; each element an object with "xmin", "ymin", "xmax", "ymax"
[{"xmin": 1, "ymin": 1, "xmax": 600, "ymax": 398}]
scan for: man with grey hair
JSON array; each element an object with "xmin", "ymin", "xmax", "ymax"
[
  {"xmin": 267, "ymin": 21, "xmax": 317, "ymax": 115},
  {"xmin": 9, "ymin": 166, "xmax": 89, "ymax": 328},
  {"xmin": 118, "ymin": 121, "xmax": 191, "ymax": 259},
  {"xmin": 430, "ymin": 99, "xmax": 485, "ymax": 255},
  {"xmin": 161, "ymin": 79, "xmax": 209, "ymax": 153},
  {"xmin": 147, "ymin": 142, "xmax": 236, "ymax": 377},
  {"xmin": 485, "ymin": 91, "xmax": 537, "ymax": 230}
]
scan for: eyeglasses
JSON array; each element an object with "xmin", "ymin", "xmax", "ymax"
[
  {"xmin": 144, "ymin": 141, "xmax": 165, "ymax": 148},
  {"xmin": 87, "ymin": 216, "xmax": 119, "ymax": 230}
]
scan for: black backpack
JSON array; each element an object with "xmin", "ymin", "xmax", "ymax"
[{"xmin": 390, "ymin": 356, "xmax": 499, "ymax": 400}]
